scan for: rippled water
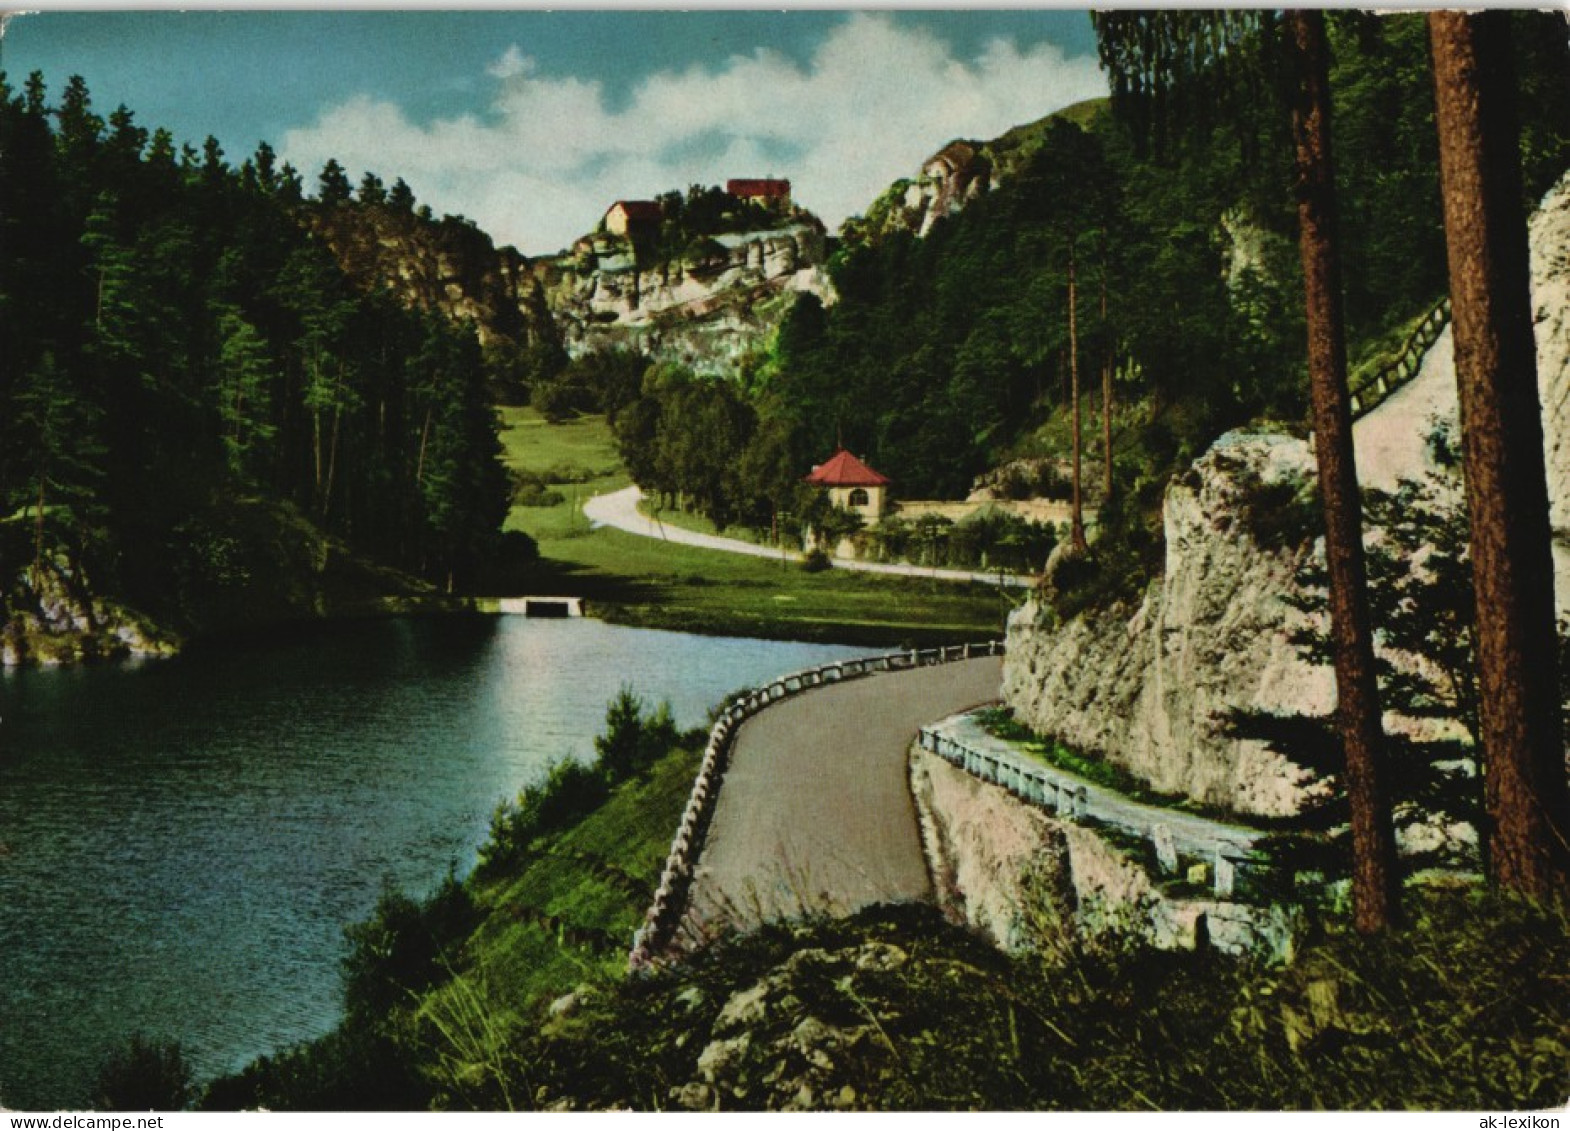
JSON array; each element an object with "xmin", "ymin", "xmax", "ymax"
[{"xmin": 0, "ymin": 615, "xmax": 865, "ymax": 1110}]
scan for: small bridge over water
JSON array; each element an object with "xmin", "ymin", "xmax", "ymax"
[{"xmin": 482, "ymin": 596, "xmax": 584, "ymax": 618}]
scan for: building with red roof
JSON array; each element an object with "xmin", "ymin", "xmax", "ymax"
[
  {"xmin": 805, "ymin": 449, "xmax": 890, "ymax": 520},
  {"xmin": 727, "ymin": 178, "xmax": 792, "ymax": 207},
  {"xmin": 603, "ymin": 199, "xmax": 663, "ymax": 237}
]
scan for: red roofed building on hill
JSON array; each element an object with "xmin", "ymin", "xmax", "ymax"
[
  {"xmin": 603, "ymin": 199, "xmax": 663, "ymax": 237},
  {"xmin": 727, "ymin": 178, "xmax": 792, "ymax": 207},
  {"xmin": 805, "ymin": 449, "xmax": 890, "ymax": 521}
]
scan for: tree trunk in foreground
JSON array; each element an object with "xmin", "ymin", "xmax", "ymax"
[
  {"xmin": 1429, "ymin": 10, "xmax": 1570, "ymax": 898},
  {"xmin": 1069, "ymin": 244, "xmax": 1087, "ymax": 553},
  {"xmin": 1100, "ymin": 247, "xmax": 1114, "ymax": 502},
  {"xmin": 1287, "ymin": 9, "xmax": 1401, "ymax": 933}
]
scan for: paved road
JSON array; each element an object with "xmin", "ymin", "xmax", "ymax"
[
  {"xmin": 583, "ymin": 485, "xmax": 1033, "ymax": 588},
  {"xmin": 679, "ymin": 656, "xmax": 1004, "ymax": 947}
]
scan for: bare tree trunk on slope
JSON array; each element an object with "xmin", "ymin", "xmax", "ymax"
[
  {"xmin": 1287, "ymin": 9, "xmax": 1401, "ymax": 933},
  {"xmin": 1429, "ymin": 10, "xmax": 1570, "ymax": 898}
]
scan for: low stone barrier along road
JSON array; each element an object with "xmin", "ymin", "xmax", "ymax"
[
  {"xmin": 583, "ymin": 485, "xmax": 1034, "ymax": 588},
  {"xmin": 673, "ymin": 654, "xmax": 1004, "ymax": 949}
]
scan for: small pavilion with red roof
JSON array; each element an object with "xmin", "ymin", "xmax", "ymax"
[{"xmin": 805, "ymin": 449, "xmax": 891, "ymax": 521}]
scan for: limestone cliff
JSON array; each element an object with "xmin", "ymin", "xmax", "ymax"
[
  {"xmin": 1531, "ymin": 168, "xmax": 1570, "ymax": 543},
  {"xmin": 309, "ymin": 198, "xmax": 832, "ymax": 375},
  {"xmin": 536, "ymin": 222, "xmax": 832, "ymax": 374},
  {"xmin": 1001, "ymin": 168, "xmax": 1570, "ymax": 819},
  {"xmin": 1003, "ymin": 432, "xmax": 1328, "ymax": 819},
  {"xmin": 852, "ymin": 141, "xmax": 995, "ymax": 243}
]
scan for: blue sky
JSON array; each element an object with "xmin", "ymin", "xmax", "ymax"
[{"xmin": 3, "ymin": 8, "xmax": 1107, "ymax": 254}]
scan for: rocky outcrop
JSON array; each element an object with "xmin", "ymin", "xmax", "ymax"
[
  {"xmin": 1532, "ymin": 169, "xmax": 1570, "ymax": 538},
  {"xmin": 666, "ymin": 942, "xmax": 913, "ymax": 1112},
  {"xmin": 1004, "ymin": 433, "xmax": 1328, "ymax": 819},
  {"xmin": 1, "ymin": 557, "xmax": 177, "ymax": 666},
  {"xmin": 306, "ymin": 204, "xmax": 560, "ymax": 352},
  {"xmin": 854, "ymin": 141, "xmax": 994, "ymax": 242},
  {"xmin": 845, "ymin": 102, "xmax": 1109, "ymax": 246},
  {"xmin": 307, "ymin": 198, "xmax": 835, "ymax": 374},
  {"xmin": 537, "ymin": 223, "xmax": 831, "ymax": 374}
]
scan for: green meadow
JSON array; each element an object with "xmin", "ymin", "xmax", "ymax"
[{"xmin": 498, "ymin": 407, "xmax": 1014, "ymax": 647}]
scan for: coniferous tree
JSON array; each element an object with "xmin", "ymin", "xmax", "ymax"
[
  {"xmin": 317, "ymin": 158, "xmax": 352, "ymax": 206},
  {"xmin": 1094, "ymin": 9, "xmax": 1400, "ymax": 932}
]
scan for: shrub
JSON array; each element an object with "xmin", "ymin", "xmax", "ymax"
[
  {"xmin": 801, "ymin": 547, "xmax": 832, "ymax": 572},
  {"xmin": 94, "ymin": 1034, "xmax": 194, "ymax": 1111},
  {"xmin": 476, "ymin": 689, "xmax": 676, "ymax": 876},
  {"xmin": 477, "ymin": 758, "xmax": 609, "ymax": 877},
  {"xmin": 341, "ymin": 873, "xmax": 479, "ymax": 1026},
  {"xmin": 511, "ymin": 471, "xmax": 566, "ymax": 508},
  {"xmin": 594, "ymin": 686, "xmax": 678, "ymax": 783}
]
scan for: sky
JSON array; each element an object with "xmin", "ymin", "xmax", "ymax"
[{"xmin": 2, "ymin": 8, "xmax": 1108, "ymax": 255}]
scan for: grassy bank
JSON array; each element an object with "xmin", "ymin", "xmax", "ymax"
[
  {"xmin": 201, "ymin": 697, "xmax": 706, "ymax": 1112},
  {"xmin": 499, "ymin": 407, "xmax": 1014, "ymax": 646}
]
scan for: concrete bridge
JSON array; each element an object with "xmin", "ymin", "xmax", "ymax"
[{"xmin": 479, "ymin": 596, "xmax": 585, "ymax": 617}]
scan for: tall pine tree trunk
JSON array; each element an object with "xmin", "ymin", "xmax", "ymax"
[
  {"xmin": 1429, "ymin": 11, "xmax": 1570, "ymax": 897},
  {"xmin": 312, "ymin": 409, "xmax": 323, "ymax": 497},
  {"xmin": 1287, "ymin": 9, "xmax": 1400, "ymax": 933},
  {"xmin": 1069, "ymin": 243, "xmax": 1087, "ymax": 552},
  {"xmin": 416, "ymin": 405, "xmax": 433, "ymax": 487},
  {"xmin": 1100, "ymin": 245, "xmax": 1114, "ymax": 502}
]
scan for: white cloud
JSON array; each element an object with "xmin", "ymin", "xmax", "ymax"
[{"xmin": 279, "ymin": 13, "xmax": 1106, "ymax": 256}]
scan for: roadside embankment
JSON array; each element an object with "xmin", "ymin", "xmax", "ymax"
[{"xmin": 910, "ymin": 710, "xmax": 1299, "ymax": 959}]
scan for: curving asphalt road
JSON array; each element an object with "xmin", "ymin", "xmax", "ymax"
[
  {"xmin": 677, "ymin": 656, "xmax": 1004, "ymax": 947},
  {"xmin": 583, "ymin": 485, "xmax": 1033, "ymax": 588}
]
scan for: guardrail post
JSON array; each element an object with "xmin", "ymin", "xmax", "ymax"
[
  {"xmin": 1152, "ymin": 824, "xmax": 1178, "ymax": 874},
  {"xmin": 1214, "ymin": 849, "xmax": 1236, "ymax": 897}
]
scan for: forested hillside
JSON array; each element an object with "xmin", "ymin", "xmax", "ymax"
[
  {"xmin": 3, "ymin": 12, "xmax": 1567, "ymax": 660},
  {"xmin": 0, "ymin": 73, "xmax": 515, "ymax": 658},
  {"xmin": 603, "ymin": 11, "xmax": 1570, "ymax": 541}
]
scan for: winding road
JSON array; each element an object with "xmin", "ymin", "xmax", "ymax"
[
  {"xmin": 583, "ymin": 485, "xmax": 1033, "ymax": 588},
  {"xmin": 676, "ymin": 655, "xmax": 1004, "ymax": 948}
]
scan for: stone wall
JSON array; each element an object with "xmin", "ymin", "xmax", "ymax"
[{"xmin": 910, "ymin": 745, "xmax": 1298, "ymax": 958}]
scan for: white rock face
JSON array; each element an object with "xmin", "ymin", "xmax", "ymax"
[
  {"xmin": 1351, "ymin": 323, "xmax": 1461, "ymax": 496},
  {"xmin": 1004, "ymin": 433, "xmax": 1328, "ymax": 819},
  {"xmin": 1351, "ymin": 165, "xmax": 1570, "ymax": 615},
  {"xmin": 541, "ymin": 224, "xmax": 832, "ymax": 374},
  {"xmin": 1002, "ymin": 167, "xmax": 1570, "ymax": 817},
  {"xmin": 1531, "ymin": 170, "xmax": 1570, "ymax": 596}
]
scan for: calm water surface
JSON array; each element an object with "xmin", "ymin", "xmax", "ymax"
[{"xmin": 0, "ymin": 616, "xmax": 866, "ymax": 1109}]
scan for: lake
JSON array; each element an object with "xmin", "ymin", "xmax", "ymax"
[{"xmin": 0, "ymin": 615, "xmax": 867, "ymax": 1110}]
